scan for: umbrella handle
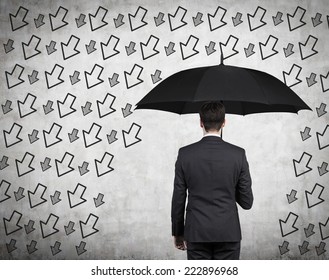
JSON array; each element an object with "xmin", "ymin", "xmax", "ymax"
[{"xmin": 221, "ymin": 127, "xmax": 223, "ymax": 139}]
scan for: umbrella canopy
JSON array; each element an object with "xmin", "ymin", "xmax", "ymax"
[{"xmin": 135, "ymin": 63, "xmax": 311, "ymax": 115}]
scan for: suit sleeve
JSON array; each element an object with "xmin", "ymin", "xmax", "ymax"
[
  {"xmin": 171, "ymin": 149, "xmax": 187, "ymax": 236},
  {"xmin": 236, "ymin": 150, "xmax": 253, "ymax": 210}
]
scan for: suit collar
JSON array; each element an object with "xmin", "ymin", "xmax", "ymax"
[{"xmin": 200, "ymin": 135, "xmax": 223, "ymax": 142}]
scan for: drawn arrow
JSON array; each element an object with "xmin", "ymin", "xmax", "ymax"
[
  {"xmin": 4, "ymin": 39, "xmax": 14, "ymax": 53},
  {"xmin": 122, "ymin": 103, "xmax": 133, "ymax": 118},
  {"xmin": 316, "ymin": 242, "xmax": 326, "ymax": 256},
  {"xmin": 220, "ymin": 35, "xmax": 239, "ymax": 61},
  {"xmin": 27, "ymin": 240, "xmax": 38, "ymax": 254},
  {"xmin": 154, "ymin": 12, "xmax": 165, "ymax": 26},
  {"xmin": 34, "ymin": 14, "xmax": 45, "ymax": 28},
  {"xmin": 124, "ymin": 64, "xmax": 144, "ymax": 89},
  {"xmin": 299, "ymin": 241, "xmax": 310, "ymax": 255},
  {"xmin": 55, "ymin": 152, "xmax": 74, "ymax": 177},
  {"xmin": 259, "ymin": 35, "xmax": 278, "ymax": 60},
  {"xmin": 50, "ymin": 190, "xmax": 61, "ymax": 205},
  {"xmin": 89, "ymin": 6, "xmax": 108, "ymax": 31},
  {"xmin": 232, "ymin": 12, "xmax": 243, "ymax": 26},
  {"xmin": 65, "ymin": 221, "xmax": 75, "ymax": 235},
  {"xmin": 6, "ymin": 239, "xmax": 17, "ymax": 254},
  {"xmin": 68, "ymin": 183, "xmax": 87, "ymax": 208},
  {"xmin": 96, "ymin": 93, "xmax": 116, "ymax": 118},
  {"xmin": 244, "ymin": 43, "xmax": 255, "ymax": 58},
  {"xmin": 61, "ymin": 35, "xmax": 80, "ymax": 60},
  {"xmin": 109, "ymin": 73, "xmax": 120, "ymax": 87},
  {"xmin": 286, "ymin": 189, "xmax": 298, "ymax": 204},
  {"xmin": 78, "ymin": 161, "xmax": 90, "ymax": 176},
  {"xmin": 10, "ymin": 6, "xmax": 29, "ymax": 31},
  {"xmin": 0, "ymin": 180, "xmax": 11, "ymax": 203},
  {"xmin": 287, "ymin": 6, "xmax": 306, "ymax": 31},
  {"xmin": 49, "ymin": 6, "xmax": 68, "ymax": 31},
  {"xmin": 85, "ymin": 64, "xmax": 104, "ymax": 89},
  {"xmin": 3, "ymin": 210, "xmax": 23, "ymax": 235},
  {"xmin": 140, "ymin": 35, "xmax": 160, "ymax": 60},
  {"xmin": 17, "ymin": 93, "xmax": 37, "ymax": 118},
  {"xmin": 40, "ymin": 157, "xmax": 51, "ymax": 172},
  {"xmin": 318, "ymin": 162, "xmax": 328, "ymax": 176},
  {"xmin": 300, "ymin": 127, "xmax": 311, "ymax": 141},
  {"xmin": 122, "ymin": 123, "xmax": 142, "ymax": 148},
  {"xmin": 69, "ymin": 70, "xmax": 81, "ymax": 85},
  {"xmin": 81, "ymin": 101, "xmax": 92, "ymax": 116},
  {"xmin": 80, "ymin": 213, "xmax": 99, "ymax": 238},
  {"xmin": 3, "ymin": 123, "xmax": 23, "ymax": 148},
  {"xmin": 180, "ymin": 35, "xmax": 199, "ymax": 60},
  {"xmin": 51, "ymin": 241, "xmax": 62, "ymax": 256},
  {"xmin": 317, "ymin": 125, "xmax": 329, "ymax": 150},
  {"xmin": 46, "ymin": 40, "xmax": 57, "ymax": 55},
  {"xmin": 94, "ymin": 193, "xmax": 105, "ymax": 208},
  {"xmin": 25, "ymin": 220, "xmax": 35, "ymax": 234},
  {"xmin": 320, "ymin": 71, "xmax": 329, "ymax": 93},
  {"xmin": 95, "ymin": 152, "xmax": 114, "ymax": 177},
  {"xmin": 45, "ymin": 64, "xmax": 64, "ymax": 89},
  {"xmin": 40, "ymin": 213, "xmax": 59, "ymax": 238},
  {"xmin": 43, "ymin": 122, "xmax": 62, "ymax": 147},
  {"xmin": 283, "ymin": 43, "xmax": 294, "ymax": 58},
  {"xmin": 247, "ymin": 6, "xmax": 267, "ymax": 31},
  {"xmin": 28, "ymin": 129, "xmax": 39, "ymax": 144},
  {"xmin": 192, "ymin": 12, "xmax": 204, "ymax": 27},
  {"xmin": 101, "ymin": 35, "xmax": 120, "ymax": 60},
  {"xmin": 316, "ymin": 103, "xmax": 327, "ymax": 117},
  {"xmin": 76, "ymin": 13, "xmax": 86, "ymax": 28},
  {"xmin": 320, "ymin": 217, "xmax": 329, "ymax": 240},
  {"xmin": 205, "ymin": 41, "xmax": 216, "ymax": 56},
  {"xmin": 76, "ymin": 241, "xmax": 87, "ymax": 256},
  {"xmin": 299, "ymin": 35, "xmax": 318, "ymax": 60},
  {"xmin": 0, "ymin": 156, "xmax": 9, "ymax": 170},
  {"xmin": 28, "ymin": 183, "xmax": 47, "ymax": 208},
  {"xmin": 28, "ymin": 70, "xmax": 39, "ymax": 84},
  {"xmin": 151, "ymin": 69, "xmax": 162, "ymax": 84},
  {"xmin": 128, "ymin": 6, "xmax": 148, "ymax": 31},
  {"xmin": 306, "ymin": 72, "xmax": 317, "ymax": 87},
  {"xmin": 83, "ymin": 123, "xmax": 102, "ymax": 148},
  {"xmin": 273, "ymin": 11, "xmax": 284, "ymax": 26},
  {"xmin": 5, "ymin": 64, "xmax": 25, "ymax": 89},
  {"xmin": 304, "ymin": 223, "xmax": 315, "ymax": 238},
  {"xmin": 312, "ymin": 13, "xmax": 322, "ymax": 27},
  {"xmin": 293, "ymin": 152, "xmax": 312, "ymax": 177},
  {"xmin": 86, "ymin": 40, "xmax": 97, "ymax": 54},
  {"xmin": 22, "ymin": 35, "xmax": 41, "ymax": 60},
  {"xmin": 283, "ymin": 64, "xmax": 302, "ymax": 88},
  {"xmin": 2, "ymin": 100, "xmax": 13, "ymax": 114},
  {"xmin": 107, "ymin": 130, "xmax": 118, "ymax": 144},
  {"xmin": 165, "ymin": 42, "xmax": 176, "ymax": 56},
  {"xmin": 279, "ymin": 212, "xmax": 299, "ymax": 237},
  {"xmin": 114, "ymin": 13, "xmax": 125, "ymax": 28},
  {"xmin": 125, "ymin": 41, "xmax": 136, "ymax": 56},
  {"xmin": 57, "ymin": 93, "xmax": 77, "ymax": 118},
  {"xmin": 279, "ymin": 240, "xmax": 289, "ymax": 255},
  {"xmin": 168, "ymin": 6, "xmax": 187, "ymax": 31},
  {"xmin": 208, "ymin": 6, "xmax": 227, "ymax": 31},
  {"xmin": 14, "ymin": 187, "xmax": 25, "ymax": 201},
  {"xmin": 16, "ymin": 152, "xmax": 35, "ymax": 177},
  {"xmin": 305, "ymin": 183, "xmax": 325, "ymax": 208}
]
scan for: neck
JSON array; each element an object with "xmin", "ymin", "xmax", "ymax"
[{"xmin": 203, "ymin": 129, "xmax": 220, "ymax": 136}]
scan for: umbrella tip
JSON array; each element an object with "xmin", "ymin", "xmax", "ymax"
[{"xmin": 220, "ymin": 53, "xmax": 224, "ymax": 65}]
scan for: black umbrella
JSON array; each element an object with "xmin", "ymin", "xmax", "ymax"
[{"xmin": 135, "ymin": 59, "xmax": 311, "ymax": 116}]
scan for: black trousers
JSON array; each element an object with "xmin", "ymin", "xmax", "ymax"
[{"xmin": 186, "ymin": 241, "xmax": 241, "ymax": 260}]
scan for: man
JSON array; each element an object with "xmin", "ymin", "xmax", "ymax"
[{"xmin": 171, "ymin": 101, "xmax": 253, "ymax": 260}]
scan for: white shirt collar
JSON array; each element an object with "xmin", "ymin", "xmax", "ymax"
[{"xmin": 203, "ymin": 133, "xmax": 221, "ymax": 138}]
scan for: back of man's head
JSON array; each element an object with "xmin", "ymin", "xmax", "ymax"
[{"xmin": 199, "ymin": 102, "xmax": 225, "ymax": 132}]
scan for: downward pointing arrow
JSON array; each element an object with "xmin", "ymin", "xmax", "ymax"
[
  {"xmin": 22, "ymin": 35, "xmax": 41, "ymax": 60},
  {"xmin": 65, "ymin": 221, "xmax": 75, "ymax": 235},
  {"xmin": 81, "ymin": 101, "xmax": 92, "ymax": 116},
  {"xmin": 107, "ymin": 130, "xmax": 118, "ymax": 144},
  {"xmin": 78, "ymin": 161, "xmax": 90, "ymax": 176},
  {"xmin": 0, "ymin": 156, "xmax": 9, "ymax": 170},
  {"xmin": 151, "ymin": 69, "xmax": 162, "ymax": 84},
  {"xmin": 319, "ymin": 217, "xmax": 329, "ymax": 240},
  {"xmin": 61, "ymin": 35, "xmax": 80, "ymax": 60},
  {"xmin": 220, "ymin": 35, "xmax": 239, "ymax": 61},
  {"xmin": 273, "ymin": 11, "xmax": 284, "ymax": 26},
  {"xmin": 89, "ymin": 6, "xmax": 108, "ymax": 31},
  {"xmin": 49, "ymin": 6, "xmax": 68, "ymax": 31},
  {"xmin": 316, "ymin": 103, "xmax": 327, "ymax": 117},
  {"xmin": 124, "ymin": 64, "xmax": 144, "ymax": 89},
  {"xmin": 51, "ymin": 241, "xmax": 62, "ymax": 256},
  {"xmin": 68, "ymin": 183, "xmax": 87, "ymax": 208},
  {"xmin": 306, "ymin": 72, "xmax": 317, "ymax": 87},
  {"xmin": 128, "ymin": 6, "xmax": 148, "ymax": 31},
  {"xmin": 154, "ymin": 12, "xmax": 165, "ymax": 26},
  {"xmin": 14, "ymin": 187, "xmax": 25, "ymax": 201},
  {"xmin": 109, "ymin": 73, "xmax": 120, "ymax": 87},
  {"xmin": 3, "ymin": 210, "xmax": 23, "ymax": 235},
  {"xmin": 85, "ymin": 64, "xmax": 104, "ymax": 89},
  {"xmin": 304, "ymin": 223, "xmax": 315, "ymax": 238},
  {"xmin": 279, "ymin": 240, "xmax": 289, "ymax": 255},
  {"xmin": 293, "ymin": 152, "xmax": 312, "ymax": 177},
  {"xmin": 76, "ymin": 13, "xmax": 86, "ymax": 28},
  {"xmin": 45, "ymin": 64, "xmax": 64, "ymax": 89},
  {"xmin": 40, "ymin": 213, "xmax": 59, "ymax": 238},
  {"xmin": 284, "ymin": 43, "xmax": 294, "ymax": 58},
  {"xmin": 97, "ymin": 93, "xmax": 116, "ymax": 118},
  {"xmin": 232, "ymin": 12, "xmax": 243, "ymax": 27},
  {"xmin": 140, "ymin": 35, "xmax": 160, "ymax": 60},
  {"xmin": 299, "ymin": 241, "xmax": 310, "ymax": 255},
  {"xmin": 25, "ymin": 220, "xmax": 35, "ymax": 234},
  {"xmin": 165, "ymin": 42, "xmax": 176, "ymax": 56},
  {"xmin": 0, "ymin": 179, "xmax": 11, "ymax": 203},
  {"xmin": 114, "ymin": 13, "xmax": 125, "ymax": 28},
  {"xmin": 68, "ymin": 128, "xmax": 79, "ymax": 143},
  {"xmin": 34, "ymin": 14, "xmax": 45, "ymax": 28},
  {"xmin": 299, "ymin": 35, "xmax": 318, "ymax": 60},
  {"xmin": 122, "ymin": 123, "xmax": 142, "ymax": 148},
  {"xmin": 244, "ymin": 43, "xmax": 255, "ymax": 58},
  {"xmin": 83, "ymin": 123, "xmax": 102, "ymax": 148},
  {"xmin": 10, "ymin": 6, "xmax": 29, "ymax": 31},
  {"xmin": 28, "ymin": 183, "xmax": 47, "ymax": 208},
  {"xmin": 15, "ymin": 152, "xmax": 35, "ymax": 177},
  {"xmin": 80, "ymin": 213, "xmax": 99, "ymax": 238},
  {"xmin": 28, "ymin": 129, "xmax": 39, "ymax": 144},
  {"xmin": 318, "ymin": 162, "xmax": 328, "ymax": 176},
  {"xmin": 50, "ymin": 190, "xmax": 61, "ymax": 205},
  {"xmin": 3, "ymin": 122, "xmax": 23, "ymax": 148},
  {"xmin": 27, "ymin": 240, "xmax": 38, "ymax": 254},
  {"xmin": 283, "ymin": 64, "xmax": 302, "ymax": 88},
  {"xmin": 17, "ymin": 93, "xmax": 37, "ymax": 118},
  {"xmin": 279, "ymin": 212, "xmax": 299, "ymax": 237},
  {"xmin": 57, "ymin": 93, "xmax": 77, "ymax": 118},
  {"xmin": 46, "ymin": 40, "xmax": 57, "ymax": 55},
  {"xmin": 28, "ymin": 70, "xmax": 39, "ymax": 84},
  {"xmin": 320, "ymin": 71, "xmax": 329, "ymax": 93},
  {"xmin": 287, "ymin": 6, "xmax": 306, "ymax": 31},
  {"xmin": 259, "ymin": 35, "xmax": 278, "ymax": 60},
  {"xmin": 2, "ymin": 100, "xmax": 13, "ymax": 114},
  {"xmin": 312, "ymin": 13, "xmax": 322, "ymax": 27},
  {"xmin": 95, "ymin": 152, "xmax": 114, "ymax": 177},
  {"xmin": 208, "ymin": 6, "xmax": 227, "ymax": 31},
  {"xmin": 316, "ymin": 124, "xmax": 329, "ymax": 150},
  {"xmin": 122, "ymin": 103, "xmax": 133, "ymax": 118},
  {"xmin": 286, "ymin": 189, "xmax": 298, "ymax": 204},
  {"xmin": 101, "ymin": 35, "xmax": 120, "ymax": 60},
  {"xmin": 76, "ymin": 241, "xmax": 87, "ymax": 255},
  {"xmin": 205, "ymin": 41, "xmax": 216, "ymax": 56},
  {"xmin": 40, "ymin": 157, "xmax": 51, "ymax": 172},
  {"xmin": 247, "ymin": 6, "xmax": 267, "ymax": 31},
  {"xmin": 55, "ymin": 152, "xmax": 74, "ymax": 177},
  {"xmin": 6, "ymin": 239, "xmax": 17, "ymax": 253},
  {"xmin": 94, "ymin": 193, "xmax": 105, "ymax": 208},
  {"xmin": 168, "ymin": 6, "xmax": 187, "ymax": 31},
  {"xmin": 180, "ymin": 35, "xmax": 199, "ymax": 60},
  {"xmin": 300, "ymin": 127, "xmax": 311, "ymax": 141},
  {"xmin": 70, "ymin": 70, "xmax": 81, "ymax": 85},
  {"xmin": 86, "ymin": 40, "xmax": 97, "ymax": 54},
  {"xmin": 5, "ymin": 64, "xmax": 25, "ymax": 89},
  {"xmin": 43, "ymin": 122, "xmax": 62, "ymax": 148},
  {"xmin": 316, "ymin": 241, "xmax": 326, "ymax": 256}
]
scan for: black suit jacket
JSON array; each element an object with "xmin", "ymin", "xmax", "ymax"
[{"xmin": 171, "ymin": 136, "xmax": 253, "ymax": 242}]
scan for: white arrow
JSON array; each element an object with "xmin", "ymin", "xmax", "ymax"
[
  {"xmin": 319, "ymin": 218, "xmax": 329, "ymax": 240},
  {"xmin": 287, "ymin": 6, "xmax": 306, "ymax": 31},
  {"xmin": 317, "ymin": 125, "xmax": 329, "ymax": 150},
  {"xmin": 17, "ymin": 93, "xmax": 37, "ymax": 118},
  {"xmin": 80, "ymin": 213, "xmax": 99, "ymax": 238},
  {"xmin": 57, "ymin": 93, "xmax": 76, "ymax": 118},
  {"xmin": 3, "ymin": 123, "xmax": 23, "ymax": 147},
  {"xmin": 6, "ymin": 64, "xmax": 25, "ymax": 89},
  {"xmin": 85, "ymin": 64, "xmax": 104, "ymax": 89},
  {"xmin": 96, "ymin": 93, "xmax": 116, "ymax": 118},
  {"xmin": 305, "ymin": 183, "xmax": 325, "ymax": 208},
  {"xmin": 4, "ymin": 211, "xmax": 22, "ymax": 235},
  {"xmin": 45, "ymin": 64, "xmax": 64, "ymax": 89},
  {"xmin": 293, "ymin": 152, "xmax": 312, "ymax": 177},
  {"xmin": 128, "ymin": 6, "xmax": 148, "ymax": 31},
  {"xmin": 16, "ymin": 152, "xmax": 35, "ymax": 177},
  {"xmin": 299, "ymin": 35, "xmax": 318, "ymax": 60},
  {"xmin": 49, "ymin": 6, "xmax": 68, "ymax": 31},
  {"xmin": 283, "ymin": 64, "xmax": 302, "ymax": 87},
  {"xmin": 43, "ymin": 122, "xmax": 62, "ymax": 147},
  {"xmin": 279, "ymin": 212, "xmax": 299, "ymax": 237},
  {"xmin": 67, "ymin": 183, "xmax": 87, "ymax": 208},
  {"xmin": 180, "ymin": 35, "xmax": 199, "ymax": 60},
  {"xmin": 61, "ymin": 35, "xmax": 80, "ymax": 60},
  {"xmin": 89, "ymin": 6, "xmax": 108, "ymax": 31},
  {"xmin": 55, "ymin": 152, "xmax": 74, "ymax": 177},
  {"xmin": 259, "ymin": 35, "xmax": 278, "ymax": 60},
  {"xmin": 28, "ymin": 183, "xmax": 47, "ymax": 208},
  {"xmin": 140, "ymin": 35, "xmax": 159, "ymax": 60},
  {"xmin": 220, "ymin": 35, "xmax": 239, "ymax": 60},
  {"xmin": 100, "ymin": 35, "xmax": 120, "ymax": 60},
  {"xmin": 95, "ymin": 152, "xmax": 114, "ymax": 177},
  {"xmin": 168, "ymin": 6, "xmax": 187, "ymax": 31},
  {"xmin": 83, "ymin": 123, "xmax": 102, "ymax": 148},
  {"xmin": 40, "ymin": 214, "xmax": 59, "ymax": 238},
  {"xmin": 124, "ymin": 64, "xmax": 143, "ymax": 89},
  {"xmin": 247, "ymin": 6, "xmax": 267, "ymax": 31},
  {"xmin": 208, "ymin": 6, "xmax": 227, "ymax": 31},
  {"xmin": 22, "ymin": 35, "xmax": 41, "ymax": 60},
  {"xmin": 122, "ymin": 123, "xmax": 142, "ymax": 148}
]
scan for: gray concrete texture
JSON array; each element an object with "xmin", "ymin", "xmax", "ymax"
[{"xmin": 0, "ymin": 0, "xmax": 328, "ymax": 259}]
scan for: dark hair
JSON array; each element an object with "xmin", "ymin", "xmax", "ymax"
[{"xmin": 199, "ymin": 101, "xmax": 225, "ymax": 132}]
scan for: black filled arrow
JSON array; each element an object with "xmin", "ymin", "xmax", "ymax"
[
  {"xmin": 165, "ymin": 42, "xmax": 176, "ymax": 56},
  {"xmin": 3, "ymin": 122, "xmax": 23, "ymax": 148},
  {"xmin": 10, "ymin": 6, "xmax": 29, "ymax": 31},
  {"xmin": 49, "ymin": 6, "xmax": 68, "ymax": 31},
  {"xmin": 40, "ymin": 213, "xmax": 60, "ymax": 238},
  {"xmin": 304, "ymin": 223, "xmax": 315, "ymax": 238},
  {"xmin": 45, "ymin": 64, "xmax": 64, "ymax": 89},
  {"xmin": 318, "ymin": 162, "xmax": 328, "ymax": 176},
  {"xmin": 247, "ymin": 6, "xmax": 267, "ymax": 31},
  {"xmin": 80, "ymin": 213, "xmax": 99, "ymax": 238},
  {"xmin": 128, "ymin": 6, "xmax": 148, "ymax": 31},
  {"xmin": 68, "ymin": 183, "xmax": 87, "ymax": 208},
  {"xmin": 51, "ymin": 241, "xmax": 62, "ymax": 256},
  {"xmin": 68, "ymin": 128, "xmax": 79, "ymax": 143},
  {"xmin": 273, "ymin": 11, "xmax": 284, "ymax": 26},
  {"xmin": 78, "ymin": 161, "xmax": 90, "ymax": 176},
  {"xmin": 286, "ymin": 189, "xmax": 298, "ymax": 204},
  {"xmin": 50, "ymin": 190, "xmax": 61, "ymax": 205},
  {"xmin": 109, "ymin": 73, "xmax": 120, "ymax": 87},
  {"xmin": 65, "ymin": 221, "xmax": 75, "ymax": 235},
  {"xmin": 0, "ymin": 156, "xmax": 9, "ymax": 170},
  {"xmin": 24, "ymin": 219, "xmax": 35, "ymax": 234},
  {"xmin": 34, "ymin": 14, "xmax": 45, "ymax": 28},
  {"xmin": 2, "ymin": 100, "xmax": 13, "ymax": 114},
  {"xmin": 107, "ymin": 130, "xmax": 118, "ymax": 144},
  {"xmin": 55, "ymin": 152, "xmax": 75, "ymax": 177},
  {"xmin": 14, "ymin": 187, "xmax": 25, "ymax": 201},
  {"xmin": 232, "ymin": 12, "xmax": 243, "ymax": 26},
  {"xmin": 82, "ymin": 123, "xmax": 102, "ymax": 148},
  {"xmin": 94, "ymin": 193, "xmax": 105, "ymax": 208},
  {"xmin": 6, "ymin": 239, "xmax": 17, "ymax": 254},
  {"xmin": 279, "ymin": 240, "xmax": 289, "ymax": 255},
  {"xmin": 27, "ymin": 240, "xmax": 38, "ymax": 254},
  {"xmin": 298, "ymin": 241, "xmax": 310, "ymax": 255},
  {"xmin": 22, "ymin": 35, "xmax": 41, "ymax": 60},
  {"xmin": 76, "ymin": 13, "xmax": 87, "ymax": 28},
  {"xmin": 86, "ymin": 40, "xmax": 97, "ymax": 54},
  {"xmin": 3, "ymin": 210, "xmax": 23, "ymax": 235},
  {"xmin": 95, "ymin": 152, "xmax": 114, "ymax": 177},
  {"xmin": 300, "ymin": 127, "xmax": 311, "ymax": 141},
  {"xmin": 5, "ymin": 64, "xmax": 25, "ymax": 89},
  {"xmin": 43, "ymin": 122, "xmax": 63, "ymax": 147},
  {"xmin": 85, "ymin": 64, "xmax": 104, "ymax": 89},
  {"xmin": 122, "ymin": 123, "xmax": 142, "ymax": 148},
  {"xmin": 151, "ymin": 69, "xmax": 162, "ymax": 84},
  {"xmin": 114, "ymin": 13, "xmax": 125, "ymax": 28},
  {"xmin": 0, "ymin": 179, "xmax": 11, "ymax": 203},
  {"xmin": 279, "ymin": 212, "xmax": 299, "ymax": 237},
  {"xmin": 168, "ymin": 6, "xmax": 187, "ymax": 31},
  {"xmin": 4, "ymin": 39, "xmax": 14, "ymax": 53},
  {"xmin": 28, "ymin": 70, "xmax": 39, "ymax": 84},
  {"xmin": 287, "ymin": 6, "xmax": 306, "ymax": 31},
  {"xmin": 40, "ymin": 157, "xmax": 51, "ymax": 172},
  {"xmin": 57, "ymin": 93, "xmax": 77, "ymax": 118},
  {"xmin": 28, "ymin": 129, "xmax": 39, "ymax": 144},
  {"xmin": 70, "ymin": 70, "xmax": 81, "ymax": 85},
  {"xmin": 76, "ymin": 241, "xmax": 87, "ymax": 256},
  {"xmin": 28, "ymin": 183, "xmax": 47, "ymax": 208},
  {"xmin": 89, "ymin": 6, "xmax": 108, "ymax": 31},
  {"xmin": 46, "ymin": 40, "xmax": 57, "ymax": 55},
  {"xmin": 154, "ymin": 12, "xmax": 165, "ymax": 26},
  {"xmin": 15, "ymin": 152, "xmax": 35, "ymax": 177}
]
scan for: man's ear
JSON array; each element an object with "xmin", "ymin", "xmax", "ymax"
[
  {"xmin": 222, "ymin": 119, "xmax": 226, "ymax": 128},
  {"xmin": 200, "ymin": 119, "xmax": 204, "ymax": 128}
]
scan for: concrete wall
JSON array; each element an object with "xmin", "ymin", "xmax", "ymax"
[{"xmin": 0, "ymin": 0, "xmax": 328, "ymax": 259}]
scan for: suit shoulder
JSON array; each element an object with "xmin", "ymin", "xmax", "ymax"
[{"xmin": 223, "ymin": 141, "xmax": 245, "ymax": 153}]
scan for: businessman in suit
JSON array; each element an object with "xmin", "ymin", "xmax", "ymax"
[{"xmin": 171, "ymin": 101, "xmax": 253, "ymax": 260}]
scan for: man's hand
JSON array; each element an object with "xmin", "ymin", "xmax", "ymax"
[{"xmin": 174, "ymin": 236, "xmax": 187, "ymax": 250}]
